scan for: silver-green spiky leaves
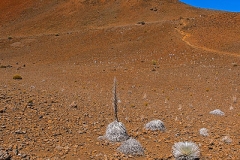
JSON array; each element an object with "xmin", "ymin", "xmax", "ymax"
[
  {"xmin": 145, "ymin": 120, "xmax": 166, "ymax": 131},
  {"xmin": 117, "ymin": 138, "xmax": 144, "ymax": 156},
  {"xmin": 199, "ymin": 128, "xmax": 209, "ymax": 137},
  {"xmin": 209, "ymin": 109, "xmax": 224, "ymax": 116},
  {"xmin": 172, "ymin": 142, "xmax": 200, "ymax": 160},
  {"xmin": 105, "ymin": 120, "xmax": 129, "ymax": 142}
]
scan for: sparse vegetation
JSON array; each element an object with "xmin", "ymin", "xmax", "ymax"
[
  {"xmin": 152, "ymin": 60, "xmax": 157, "ymax": 65},
  {"xmin": 209, "ymin": 109, "xmax": 225, "ymax": 116},
  {"xmin": 13, "ymin": 74, "xmax": 22, "ymax": 80},
  {"xmin": 199, "ymin": 128, "xmax": 209, "ymax": 137},
  {"xmin": 105, "ymin": 120, "xmax": 129, "ymax": 142},
  {"xmin": 102, "ymin": 78, "xmax": 129, "ymax": 142},
  {"xmin": 145, "ymin": 120, "xmax": 166, "ymax": 131},
  {"xmin": 221, "ymin": 136, "xmax": 232, "ymax": 144},
  {"xmin": 117, "ymin": 138, "xmax": 144, "ymax": 156},
  {"xmin": 172, "ymin": 142, "xmax": 200, "ymax": 160},
  {"xmin": 112, "ymin": 77, "xmax": 119, "ymax": 122}
]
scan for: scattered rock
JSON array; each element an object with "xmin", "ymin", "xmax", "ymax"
[
  {"xmin": 69, "ymin": 101, "xmax": 77, "ymax": 108},
  {"xmin": 15, "ymin": 129, "xmax": 26, "ymax": 134},
  {"xmin": 0, "ymin": 149, "xmax": 11, "ymax": 160},
  {"xmin": 150, "ymin": 7, "xmax": 158, "ymax": 11},
  {"xmin": 78, "ymin": 130, "xmax": 86, "ymax": 134},
  {"xmin": 137, "ymin": 21, "xmax": 145, "ymax": 25},
  {"xmin": 0, "ymin": 106, "xmax": 6, "ymax": 113},
  {"xmin": 0, "ymin": 65, "xmax": 12, "ymax": 69},
  {"xmin": 13, "ymin": 75, "xmax": 22, "ymax": 80}
]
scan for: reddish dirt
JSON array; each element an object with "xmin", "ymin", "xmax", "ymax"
[{"xmin": 0, "ymin": 0, "xmax": 239, "ymax": 159}]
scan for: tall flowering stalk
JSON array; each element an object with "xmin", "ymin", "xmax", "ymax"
[{"xmin": 113, "ymin": 77, "xmax": 119, "ymax": 122}]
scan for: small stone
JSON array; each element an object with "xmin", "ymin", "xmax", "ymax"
[
  {"xmin": 0, "ymin": 149, "xmax": 11, "ymax": 160},
  {"xmin": 152, "ymin": 68, "xmax": 156, "ymax": 71},
  {"xmin": 69, "ymin": 101, "xmax": 77, "ymax": 108},
  {"xmin": 15, "ymin": 129, "xmax": 26, "ymax": 134},
  {"xmin": 78, "ymin": 130, "xmax": 86, "ymax": 134},
  {"xmin": 137, "ymin": 21, "xmax": 145, "ymax": 25},
  {"xmin": 0, "ymin": 107, "xmax": 6, "ymax": 113}
]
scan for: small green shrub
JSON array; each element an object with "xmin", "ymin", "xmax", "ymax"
[
  {"xmin": 13, "ymin": 75, "xmax": 22, "ymax": 80},
  {"xmin": 152, "ymin": 60, "xmax": 157, "ymax": 65}
]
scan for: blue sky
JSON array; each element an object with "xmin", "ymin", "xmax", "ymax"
[{"xmin": 180, "ymin": 0, "xmax": 240, "ymax": 12}]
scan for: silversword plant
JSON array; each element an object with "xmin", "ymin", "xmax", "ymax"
[
  {"xmin": 103, "ymin": 78, "xmax": 129, "ymax": 142},
  {"xmin": 105, "ymin": 120, "xmax": 129, "ymax": 142},
  {"xmin": 209, "ymin": 109, "xmax": 225, "ymax": 116},
  {"xmin": 199, "ymin": 128, "xmax": 209, "ymax": 137},
  {"xmin": 117, "ymin": 138, "xmax": 144, "ymax": 156},
  {"xmin": 221, "ymin": 136, "xmax": 232, "ymax": 144},
  {"xmin": 145, "ymin": 119, "xmax": 166, "ymax": 131},
  {"xmin": 172, "ymin": 141, "xmax": 200, "ymax": 160}
]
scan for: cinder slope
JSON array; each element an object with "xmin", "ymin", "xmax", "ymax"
[
  {"xmin": 0, "ymin": 0, "xmax": 208, "ymax": 37},
  {"xmin": 0, "ymin": 0, "xmax": 239, "ymax": 159}
]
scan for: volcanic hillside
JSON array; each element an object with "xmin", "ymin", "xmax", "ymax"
[{"xmin": 0, "ymin": 0, "xmax": 239, "ymax": 159}]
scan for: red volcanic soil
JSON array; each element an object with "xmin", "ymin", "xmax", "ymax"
[{"xmin": 0, "ymin": 0, "xmax": 239, "ymax": 159}]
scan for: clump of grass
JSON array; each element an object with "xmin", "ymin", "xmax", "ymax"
[
  {"xmin": 145, "ymin": 119, "xmax": 166, "ymax": 131},
  {"xmin": 172, "ymin": 142, "xmax": 200, "ymax": 160},
  {"xmin": 152, "ymin": 60, "xmax": 157, "ymax": 65},
  {"xmin": 117, "ymin": 138, "xmax": 144, "ymax": 156},
  {"xmin": 209, "ymin": 109, "xmax": 224, "ymax": 116},
  {"xmin": 13, "ymin": 74, "xmax": 22, "ymax": 80},
  {"xmin": 199, "ymin": 128, "xmax": 209, "ymax": 137},
  {"xmin": 102, "ymin": 77, "xmax": 129, "ymax": 142}
]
